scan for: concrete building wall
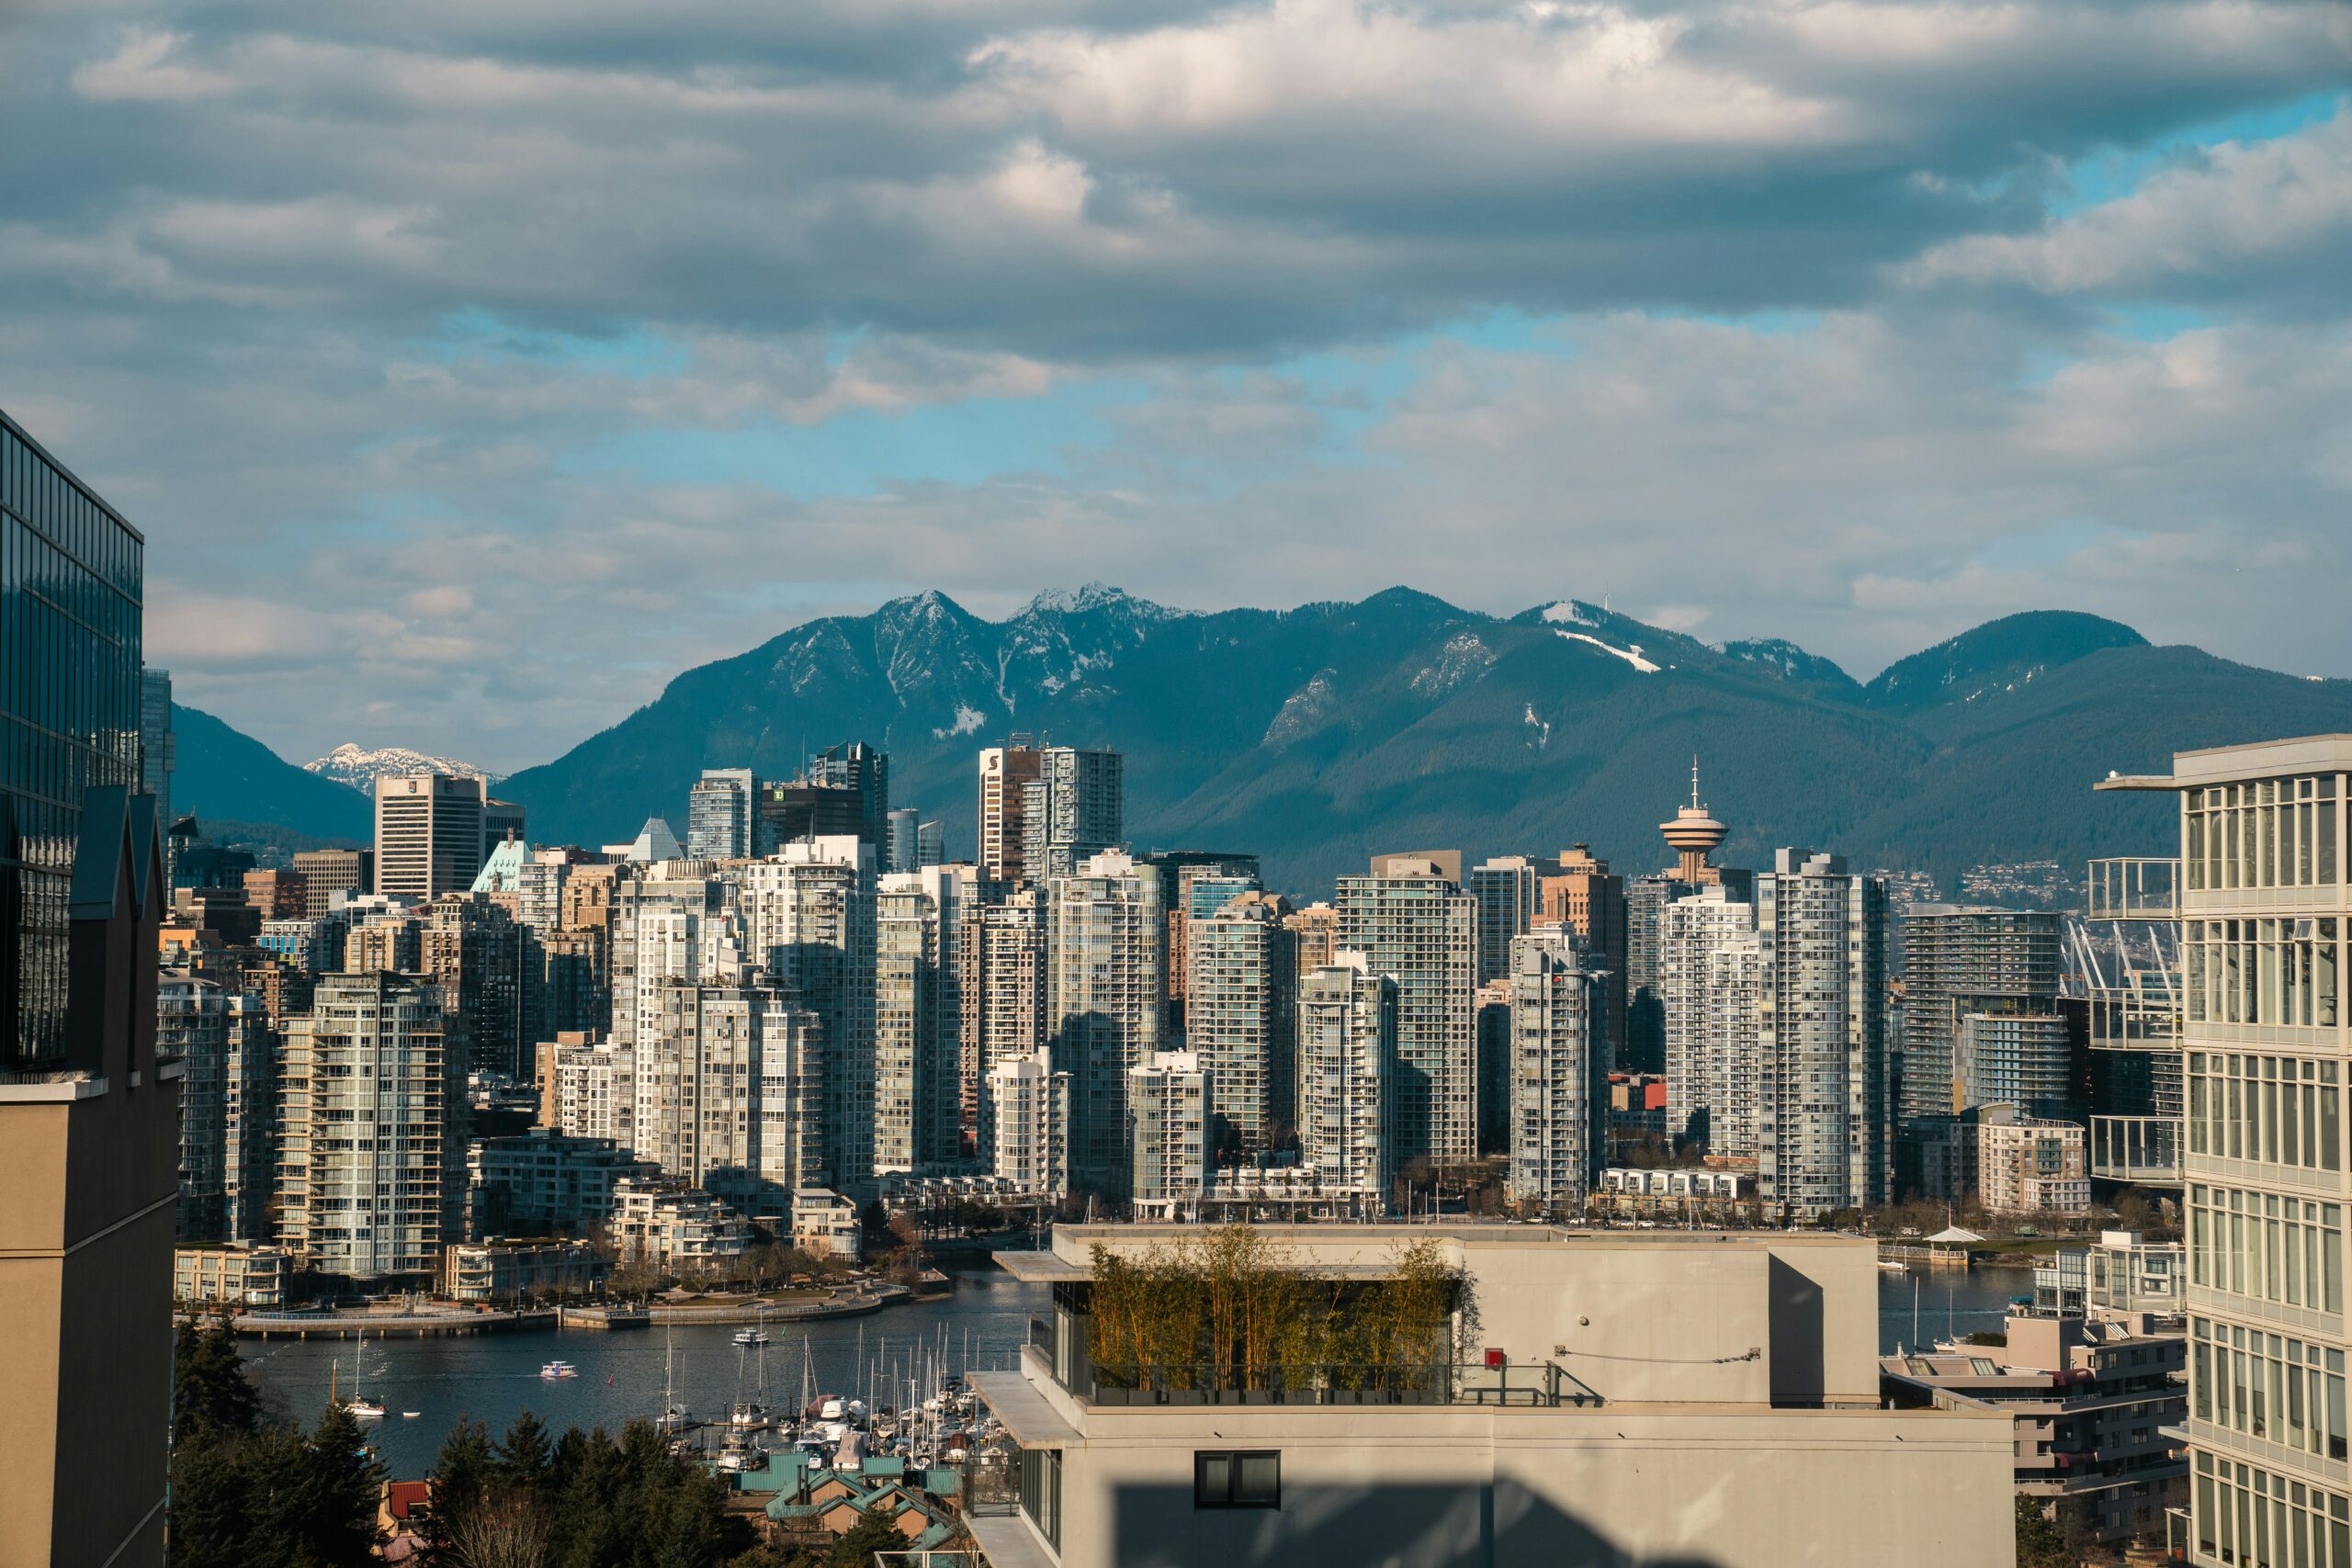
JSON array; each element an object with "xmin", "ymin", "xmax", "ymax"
[{"xmin": 1040, "ymin": 1402, "xmax": 2011, "ymax": 1568}]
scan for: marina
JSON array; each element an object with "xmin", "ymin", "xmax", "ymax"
[
  {"xmin": 240, "ymin": 1260, "xmax": 2030, "ymax": 1476},
  {"xmin": 242, "ymin": 1266, "xmax": 1049, "ymax": 1475}
]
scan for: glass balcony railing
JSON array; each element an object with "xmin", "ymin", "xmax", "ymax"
[
  {"xmin": 2086, "ymin": 986, "xmax": 2183, "ymax": 1051},
  {"xmin": 2090, "ymin": 1115, "xmax": 2182, "ymax": 1184},
  {"xmin": 2086, "ymin": 859, "xmax": 2180, "ymax": 921}
]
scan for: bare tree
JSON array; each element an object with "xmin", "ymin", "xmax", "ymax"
[{"xmin": 444, "ymin": 1490, "xmax": 554, "ymax": 1568}]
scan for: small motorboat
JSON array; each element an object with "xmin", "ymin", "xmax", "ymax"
[
  {"xmin": 731, "ymin": 1327, "xmax": 771, "ymax": 1346},
  {"xmin": 540, "ymin": 1360, "xmax": 579, "ymax": 1380},
  {"xmin": 401, "ymin": 1411, "xmax": 422, "ymax": 1419}
]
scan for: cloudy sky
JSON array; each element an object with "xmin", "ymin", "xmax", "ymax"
[{"xmin": 5, "ymin": 0, "xmax": 2348, "ymax": 771}]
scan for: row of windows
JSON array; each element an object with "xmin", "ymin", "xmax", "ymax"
[
  {"xmin": 2186, "ymin": 920, "xmax": 2343, "ymax": 1029},
  {"xmin": 2188, "ymin": 1184, "xmax": 2345, "ymax": 1314},
  {"xmin": 2189, "ymin": 1054, "xmax": 2345, "ymax": 1172},
  {"xmin": 2188, "ymin": 776, "xmax": 2343, "ymax": 893},
  {"xmin": 2196, "ymin": 1450, "xmax": 2352, "ymax": 1568},
  {"xmin": 0, "ymin": 420, "xmax": 141, "ymax": 594},
  {"xmin": 2193, "ymin": 1316, "xmax": 2350, "ymax": 1461}
]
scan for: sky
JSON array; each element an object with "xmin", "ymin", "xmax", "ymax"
[{"xmin": 4, "ymin": 0, "xmax": 2348, "ymax": 773}]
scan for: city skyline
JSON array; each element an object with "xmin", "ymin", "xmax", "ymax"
[{"xmin": 3, "ymin": 4, "xmax": 2346, "ymax": 767}]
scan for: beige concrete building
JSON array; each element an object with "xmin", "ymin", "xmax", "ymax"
[
  {"xmin": 1976, "ymin": 1110, "xmax": 2091, "ymax": 1216},
  {"xmin": 972, "ymin": 1224, "xmax": 2012, "ymax": 1567},
  {"xmin": 174, "ymin": 1243, "xmax": 289, "ymax": 1307},
  {"xmin": 373, "ymin": 772, "xmax": 488, "ymax": 899},
  {"xmin": 2098, "ymin": 736, "xmax": 2352, "ymax": 1566}
]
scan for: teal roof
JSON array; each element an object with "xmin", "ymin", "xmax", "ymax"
[
  {"xmin": 923, "ymin": 1468, "xmax": 961, "ymax": 1496},
  {"xmin": 738, "ymin": 1452, "xmax": 810, "ymax": 1493},
  {"xmin": 470, "ymin": 837, "xmax": 530, "ymax": 894},
  {"xmin": 860, "ymin": 1456, "xmax": 908, "ymax": 1480}
]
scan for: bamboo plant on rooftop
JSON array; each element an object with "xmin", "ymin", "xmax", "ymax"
[{"xmin": 1085, "ymin": 1226, "xmax": 1462, "ymax": 1398}]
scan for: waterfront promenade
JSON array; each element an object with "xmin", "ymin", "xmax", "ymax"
[{"xmin": 195, "ymin": 1279, "xmax": 928, "ymax": 1338}]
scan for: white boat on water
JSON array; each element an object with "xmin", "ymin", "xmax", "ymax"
[
  {"xmin": 1877, "ymin": 1259, "xmax": 1909, "ymax": 1272},
  {"xmin": 541, "ymin": 1359, "xmax": 579, "ymax": 1379},
  {"xmin": 731, "ymin": 1327, "xmax": 770, "ymax": 1346},
  {"xmin": 338, "ymin": 1329, "xmax": 387, "ymax": 1420}
]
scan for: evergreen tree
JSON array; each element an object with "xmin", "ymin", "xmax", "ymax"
[
  {"xmin": 2015, "ymin": 1495, "xmax": 2074, "ymax": 1568},
  {"xmin": 494, "ymin": 1410, "xmax": 555, "ymax": 1496},
  {"xmin": 431, "ymin": 1416, "xmax": 498, "ymax": 1553},
  {"xmin": 300, "ymin": 1404, "xmax": 388, "ymax": 1568},
  {"xmin": 165, "ymin": 1433, "xmax": 254, "ymax": 1568},
  {"xmin": 825, "ymin": 1514, "xmax": 903, "ymax": 1568},
  {"xmin": 173, "ymin": 1315, "xmax": 262, "ymax": 1443}
]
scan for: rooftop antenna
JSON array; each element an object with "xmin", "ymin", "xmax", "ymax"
[{"xmin": 1690, "ymin": 755, "xmax": 1701, "ymax": 810}]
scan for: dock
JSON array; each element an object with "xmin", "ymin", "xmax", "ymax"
[{"xmin": 207, "ymin": 1307, "xmax": 558, "ymax": 1339}]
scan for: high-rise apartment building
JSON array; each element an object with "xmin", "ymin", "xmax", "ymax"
[
  {"xmin": 978, "ymin": 739, "xmax": 1045, "ymax": 883},
  {"xmin": 1540, "ymin": 845, "xmax": 1627, "ymax": 1069},
  {"xmin": 986, "ymin": 1051, "xmax": 1069, "ymax": 1197},
  {"xmin": 687, "ymin": 769, "xmax": 760, "ymax": 860},
  {"xmin": 1335, "ymin": 857, "xmax": 1477, "ymax": 1167},
  {"xmin": 421, "ymin": 893, "xmax": 528, "ymax": 1079},
  {"xmin": 959, "ymin": 890, "xmax": 1047, "ymax": 1157},
  {"xmin": 885, "ymin": 807, "xmax": 922, "ymax": 874},
  {"xmin": 1295, "ymin": 953, "xmax": 1396, "ymax": 1212},
  {"xmin": 876, "ymin": 868, "xmax": 963, "ymax": 1175},
  {"xmin": 482, "ymin": 797, "xmax": 526, "ymax": 858},
  {"xmin": 1284, "ymin": 902, "xmax": 1340, "ymax": 983},
  {"xmin": 1186, "ymin": 892, "xmax": 1296, "ymax": 1166},
  {"xmin": 1468, "ymin": 855, "xmax": 1542, "ymax": 987},
  {"xmin": 610, "ymin": 868, "xmax": 741, "ymax": 1055},
  {"xmin": 1757, "ymin": 850, "xmax": 1891, "ymax": 1219},
  {"xmin": 140, "ymin": 667, "xmax": 174, "ymax": 829},
  {"xmin": 1662, "ymin": 886, "xmax": 1764, "ymax": 1160},
  {"xmin": 1160, "ymin": 857, "xmax": 1261, "ymax": 1017},
  {"xmin": 1899, "ymin": 906, "xmax": 2064, "ymax": 1125},
  {"xmin": 741, "ymin": 838, "xmax": 876, "ymax": 1196},
  {"xmin": 808, "ymin": 740, "xmax": 889, "ymax": 846},
  {"xmin": 2097, "ymin": 738, "xmax": 2350, "ymax": 1566},
  {"xmin": 1046, "ymin": 850, "xmax": 1165, "ymax": 1196},
  {"xmin": 1623, "ymin": 872, "xmax": 1690, "ymax": 1075},
  {"xmin": 634, "ymin": 980, "xmax": 820, "ymax": 1202},
  {"xmin": 916, "ymin": 820, "xmax": 944, "ymax": 870},
  {"xmin": 292, "ymin": 847, "xmax": 372, "ymax": 917},
  {"xmin": 539, "ymin": 1034, "xmax": 637, "ymax": 1149},
  {"xmin": 278, "ymin": 971, "xmax": 458, "ymax": 1282},
  {"xmin": 374, "ymin": 772, "xmax": 489, "ymax": 898},
  {"xmin": 1504, "ymin": 925, "xmax": 1605, "ymax": 1215},
  {"xmin": 1023, "ymin": 746, "xmax": 1124, "ymax": 882},
  {"xmin": 161, "ymin": 976, "xmax": 278, "ymax": 1245},
  {"xmin": 1128, "ymin": 1050, "xmax": 1208, "ymax": 1219},
  {"xmin": 0, "ymin": 409, "xmax": 177, "ymax": 1568}
]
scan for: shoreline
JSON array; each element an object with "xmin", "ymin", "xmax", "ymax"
[{"xmin": 185, "ymin": 1279, "xmax": 949, "ymax": 1338}]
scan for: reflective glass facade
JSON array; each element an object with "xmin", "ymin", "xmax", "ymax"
[{"xmin": 2, "ymin": 408, "xmax": 144, "ymax": 1071}]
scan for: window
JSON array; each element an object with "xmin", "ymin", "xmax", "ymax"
[{"xmin": 1196, "ymin": 1450, "xmax": 1281, "ymax": 1510}]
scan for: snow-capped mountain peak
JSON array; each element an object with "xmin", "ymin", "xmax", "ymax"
[{"xmin": 305, "ymin": 743, "xmax": 500, "ymax": 792}]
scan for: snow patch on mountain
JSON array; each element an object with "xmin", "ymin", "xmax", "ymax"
[
  {"xmin": 306, "ymin": 743, "xmax": 497, "ymax": 791},
  {"xmin": 1540, "ymin": 601, "xmax": 1598, "ymax": 629},
  {"xmin": 1409, "ymin": 633, "xmax": 1497, "ymax": 698},
  {"xmin": 932, "ymin": 705, "xmax": 989, "ymax": 739},
  {"xmin": 1522, "ymin": 703, "xmax": 1552, "ymax": 750},
  {"xmin": 1264, "ymin": 671, "xmax": 1338, "ymax": 751},
  {"xmin": 1552, "ymin": 630, "xmax": 1660, "ymax": 673}
]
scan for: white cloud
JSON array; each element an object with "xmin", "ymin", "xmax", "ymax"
[{"xmin": 71, "ymin": 28, "xmax": 231, "ymax": 101}]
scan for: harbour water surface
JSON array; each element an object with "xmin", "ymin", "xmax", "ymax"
[{"xmin": 244, "ymin": 1261, "xmax": 2031, "ymax": 1475}]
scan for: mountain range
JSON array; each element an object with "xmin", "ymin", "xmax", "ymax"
[
  {"xmin": 304, "ymin": 743, "xmax": 498, "ymax": 792},
  {"xmin": 175, "ymin": 588, "xmax": 2352, "ymax": 898}
]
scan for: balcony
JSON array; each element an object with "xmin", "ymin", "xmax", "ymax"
[
  {"xmin": 2091, "ymin": 1116, "xmax": 2182, "ymax": 1185},
  {"xmin": 2086, "ymin": 986, "xmax": 2182, "ymax": 1052},
  {"xmin": 2086, "ymin": 859, "xmax": 2180, "ymax": 921},
  {"xmin": 1080, "ymin": 1359, "xmax": 1603, "ymax": 1408}
]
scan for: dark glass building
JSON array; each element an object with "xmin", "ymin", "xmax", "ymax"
[{"xmin": 2, "ymin": 407, "xmax": 145, "ymax": 1072}]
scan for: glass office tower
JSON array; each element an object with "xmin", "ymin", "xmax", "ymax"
[{"xmin": 1, "ymin": 407, "xmax": 145, "ymax": 1072}]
